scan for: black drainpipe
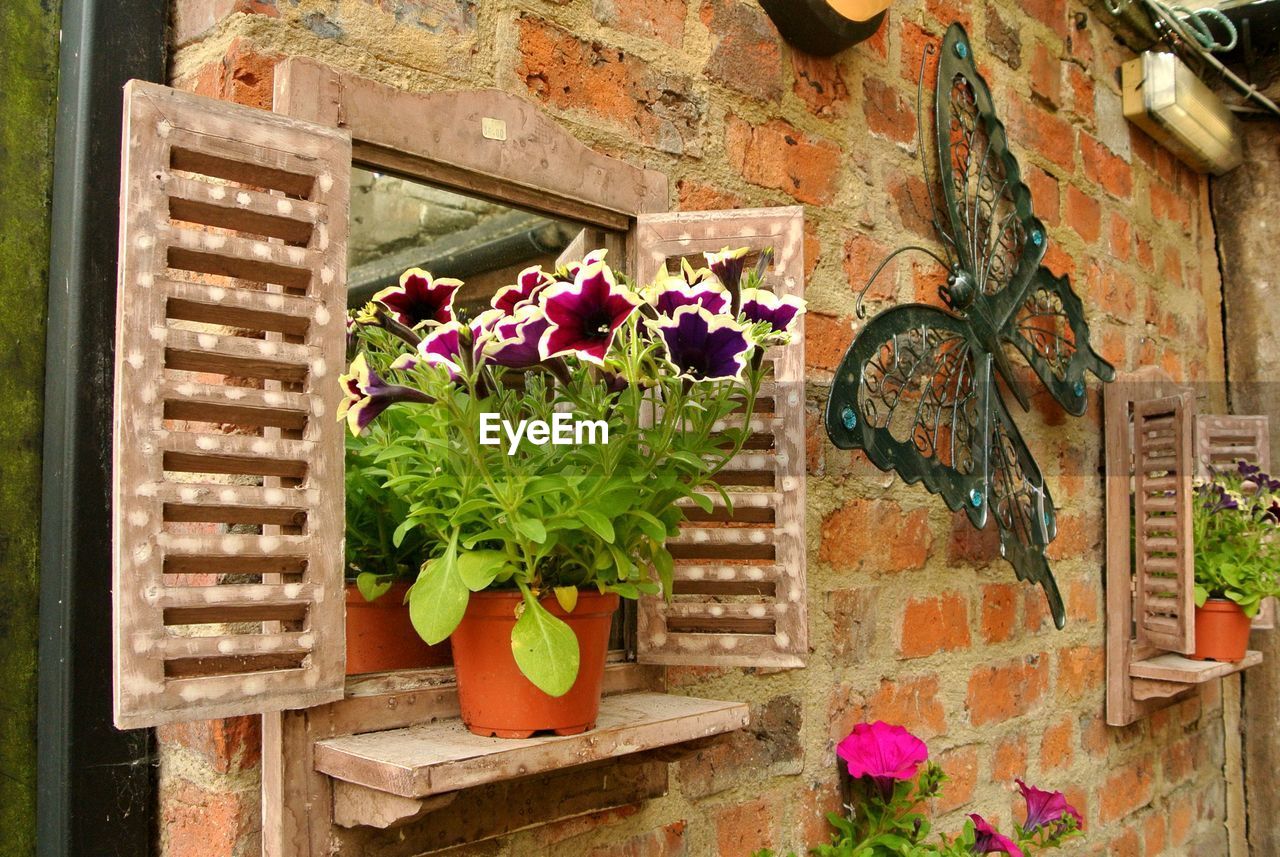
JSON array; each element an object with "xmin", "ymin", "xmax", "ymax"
[{"xmin": 37, "ymin": 0, "xmax": 166, "ymax": 853}]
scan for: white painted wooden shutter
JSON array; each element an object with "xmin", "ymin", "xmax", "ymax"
[
  {"xmin": 113, "ymin": 80, "xmax": 351, "ymax": 728},
  {"xmin": 1195, "ymin": 414, "xmax": 1274, "ymax": 629},
  {"xmin": 632, "ymin": 207, "xmax": 808, "ymax": 668},
  {"xmin": 1132, "ymin": 393, "xmax": 1196, "ymax": 654}
]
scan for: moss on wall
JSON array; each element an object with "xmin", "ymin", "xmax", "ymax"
[{"xmin": 0, "ymin": 0, "xmax": 59, "ymax": 851}]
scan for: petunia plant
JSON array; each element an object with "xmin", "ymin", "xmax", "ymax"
[
  {"xmin": 1192, "ymin": 460, "xmax": 1280, "ymax": 616},
  {"xmin": 341, "ymin": 248, "xmax": 804, "ymax": 695},
  {"xmin": 755, "ymin": 721, "xmax": 1082, "ymax": 857}
]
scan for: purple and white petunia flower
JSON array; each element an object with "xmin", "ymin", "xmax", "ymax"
[
  {"xmin": 648, "ymin": 276, "xmax": 730, "ymax": 317},
  {"xmin": 372, "ymin": 268, "xmax": 462, "ymax": 329},
  {"xmin": 704, "ymin": 246, "xmax": 752, "ymax": 292},
  {"xmin": 651, "ymin": 305, "xmax": 754, "ymax": 382},
  {"xmin": 337, "ymin": 353, "xmax": 432, "ymax": 435},
  {"xmin": 969, "ymin": 815, "xmax": 1023, "ymax": 857},
  {"xmin": 492, "ymin": 265, "xmax": 554, "ymax": 315},
  {"xmin": 486, "ymin": 304, "xmax": 552, "ymax": 369},
  {"xmin": 556, "ymin": 248, "xmax": 609, "ymax": 283},
  {"xmin": 415, "ymin": 321, "xmax": 469, "ymax": 380},
  {"xmin": 1015, "ymin": 780, "xmax": 1082, "ymax": 835},
  {"xmin": 740, "ymin": 287, "xmax": 806, "ymax": 340},
  {"xmin": 539, "ymin": 260, "xmax": 641, "ymax": 365}
]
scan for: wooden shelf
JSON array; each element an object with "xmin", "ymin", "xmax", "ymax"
[
  {"xmin": 314, "ymin": 691, "xmax": 749, "ymax": 799},
  {"xmin": 1130, "ymin": 650, "xmax": 1262, "ymax": 682}
]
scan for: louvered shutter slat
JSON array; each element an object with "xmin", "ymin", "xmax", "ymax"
[
  {"xmin": 1132, "ymin": 393, "xmax": 1196, "ymax": 654},
  {"xmin": 633, "ymin": 207, "xmax": 808, "ymax": 668},
  {"xmin": 113, "ymin": 80, "xmax": 351, "ymax": 728}
]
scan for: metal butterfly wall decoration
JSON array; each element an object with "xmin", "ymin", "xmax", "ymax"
[{"xmin": 824, "ymin": 23, "xmax": 1115, "ymax": 628}]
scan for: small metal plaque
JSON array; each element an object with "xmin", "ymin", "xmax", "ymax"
[{"xmin": 481, "ymin": 117, "xmax": 507, "ymax": 141}]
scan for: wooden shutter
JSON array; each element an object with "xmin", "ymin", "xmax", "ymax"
[
  {"xmin": 1132, "ymin": 393, "xmax": 1196, "ymax": 654},
  {"xmin": 632, "ymin": 207, "xmax": 807, "ymax": 668},
  {"xmin": 1195, "ymin": 414, "xmax": 1274, "ymax": 629},
  {"xmin": 113, "ymin": 80, "xmax": 351, "ymax": 728}
]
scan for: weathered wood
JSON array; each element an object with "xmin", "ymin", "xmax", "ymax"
[
  {"xmin": 1130, "ymin": 649, "xmax": 1263, "ymax": 683},
  {"xmin": 331, "ymin": 782, "xmax": 452, "ymax": 830},
  {"xmin": 313, "ymin": 692, "xmax": 749, "ymax": 798},
  {"xmin": 112, "ymin": 80, "xmax": 350, "ymax": 729},
  {"xmin": 1132, "ymin": 393, "xmax": 1196, "ymax": 654},
  {"xmin": 633, "ymin": 207, "xmax": 808, "ymax": 669}
]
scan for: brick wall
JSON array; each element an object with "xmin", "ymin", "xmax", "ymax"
[{"xmin": 162, "ymin": 1, "xmax": 1230, "ymax": 854}]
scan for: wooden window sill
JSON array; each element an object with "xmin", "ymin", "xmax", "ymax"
[
  {"xmin": 1130, "ymin": 650, "xmax": 1262, "ymax": 700},
  {"xmin": 316, "ymin": 691, "xmax": 747, "ymax": 800}
]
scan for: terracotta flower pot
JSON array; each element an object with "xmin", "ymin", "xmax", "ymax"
[
  {"xmin": 451, "ymin": 589, "xmax": 619, "ymax": 738},
  {"xmin": 1191, "ymin": 598, "xmax": 1252, "ymax": 662},
  {"xmin": 345, "ymin": 582, "xmax": 452, "ymax": 675}
]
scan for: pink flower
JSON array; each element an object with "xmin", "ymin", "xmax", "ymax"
[
  {"xmin": 492, "ymin": 265, "xmax": 553, "ymax": 315},
  {"xmin": 372, "ymin": 268, "xmax": 461, "ymax": 328},
  {"xmin": 970, "ymin": 815, "xmax": 1023, "ymax": 857},
  {"xmin": 539, "ymin": 259, "xmax": 640, "ymax": 365},
  {"xmin": 836, "ymin": 722, "xmax": 929, "ymax": 790},
  {"xmin": 1016, "ymin": 780, "xmax": 1082, "ymax": 834}
]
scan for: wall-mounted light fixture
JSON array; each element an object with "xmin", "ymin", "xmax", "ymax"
[
  {"xmin": 1122, "ymin": 50, "xmax": 1243, "ymax": 175},
  {"xmin": 760, "ymin": 0, "xmax": 890, "ymax": 56}
]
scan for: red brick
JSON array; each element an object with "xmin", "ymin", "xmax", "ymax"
[
  {"xmin": 1163, "ymin": 734, "xmax": 1196, "ymax": 785},
  {"xmin": 949, "ymin": 510, "xmax": 1002, "ymax": 565},
  {"xmin": 715, "ymin": 795, "xmax": 780, "ymax": 857},
  {"xmin": 900, "ymin": 20, "xmax": 941, "ymax": 84},
  {"xmin": 1144, "ymin": 811, "xmax": 1168, "ymax": 855},
  {"xmin": 805, "ymin": 312, "xmax": 854, "ymax": 373},
  {"xmin": 863, "ymin": 76, "xmax": 916, "ymax": 145},
  {"xmin": 899, "ymin": 592, "xmax": 971, "ymax": 658},
  {"xmin": 889, "ymin": 172, "xmax": 936, "ymax": 238},
  {"xmin": 794, "ymin": 779, "xmax": 842, "ymax": 847},
  {"xmin": 1005, "ymin": 95, "xmax": 1075, "ymax": 171},
  {"xmin": 1066, "ymin": 576, "xmax": 1100, "ymax": 623},
  {"xmin": 172, "ymin": 0, "xmax": 278, "ymax": 46},
  {"xmin": 1041, "ymin": 242, "xmax": 1075, "ymax": 278},
  {"xmin": 1068, "ymin": 64, "xmax": 1095, "ymax": 121},
  {"xmin": 160, "ymin": 778, "xmax": 256, "ymax": 857},
  {"xmin": 725, "ymin": 116, "xmax": 840, "ymax": 204},
  {"xmin": 820, "ymin": 498, "xmax": 933, "ymax": 572},
  {"xmin": 516, "ymin": 16, "xmax": 700, "ymax": 153},
  {"xmin": 992, "ymin": 732, "xmax": 1027, "ymax": 781},
  {"xmin": 700, "ymin": 0, "xmax": 783, "ymax": 101},
  {"xmin": 1025, "ymin": 164, "xmax": 1060, "ymax": 226},
  {"xmin": 865, "ymin": 674, "xmax": 948, "ymax": 738},
  {"xmin": 1029, "ymin": 41, "xmax": 1061, "ymax": 108},
  {"xmin": 1108, "ymin": 212, "xmax": 1132, "ymax": 261},
  {"xmin": 1110, "ymin": 827, "xmax": 1141, "ymax": 857},
  {"xmin": 157, "ymin": 716, "xmax": 261, "ymax": 775},
  {"xmin": 1079, "ymin": 712, "xmax": 1108, "ymax": 756},
  {"xmin": 1024, "ymin": 586, "xmax": 1053, "ymax": 633},
  {"xmin": 844, "ymin": 233, "xmax": 897, "ymax": 305},
  {"xmin": 1098, "ymin": 758, "xmax": 1154, "ymax": 822},
  {"xmin": 1170, "ymin": 791, "xmax": 1195, "ymax": 845},
  {"xmin": 826, "ymin": 587, "xmax": 879, "ymax": 664},
  {"xmin": 1064, "ymin": 185, "xmax": 1101, "ymax": 243},
  {"xmin": 176, "ymin": 39, "xmax": 282, "ymax": 109},
  {"xmin": 935, "ymin": 745, "xmax": 979, "ymax": 811},
  {"xmin": 1024, "ymin": 0, "xmax": 1070, "ymax": 37},
  {"xmin": 594, "ymin": 0, "xmax": 686, "ymax": 47},
  {"xmin": 980, "ymin": 583, "xmax": 1018, "ymax": 643},
  {"xmin": 1040, "ymin": 716, "xmax": 1074, "ymax": 770},
  {"xmin": 676, "ymin": 178, "xmax": 743, "ymax": 211},
  {"xmin": 793, "ymin": 52, "xmax": 849, "ymax": 117},
  {"xmin": 588, "ymin": 821, "xmax": 688, "ymax": 857},
  {"xmin": 966, "ymin": 653, "xmax": 1049, "ymax": 725},
  {"xmin": 1081, "ymin": 134, "xmax": 1133, "ymax": 199}
]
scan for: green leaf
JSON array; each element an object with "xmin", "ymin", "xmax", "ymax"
[
  {"xmin": 457, "ymin": 550, "xmax": 506, "ymax": 592},
  {"xmin": 510, "ymin": 595, "xmax": 580, "ymax": 696},
  {"xmin": 355, "ymin": 572, "xmax": 394, "ymax": 602},
  {"xmin": 579, "ymin": 509, "xmax": 615, "ymax": 543},
  {"xmin": 391, "ymin": 517, "xmax": 420, "ymax": 548},
  {"xmin": 652, "ymin": 548, "xmax": 674, "ymax": 599},
  {"xmin": 515, "ymin": 518, "xmax": 548, "ymax": 544},
  {"xmin": 554, "ymin": 586, "xmax": 578, "ymax": 613},
  {"xmin": 408, "ymin": 547, "xmax": 469, "ymax": 645}
]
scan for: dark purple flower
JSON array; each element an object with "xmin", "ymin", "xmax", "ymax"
[
  {"xmin": 492, "ymin": 265, "xmax": 554, "ymax": 315},
  {"xmin": 373, "ymin": 268, "xmax": 462, "ymax": 329},
  {"xmin": 652, "ymin": 306, "xmax": 754, "ymax": 382},
  {"xmin": 486, "ymin": 304, "xmax": 552, "ymax": 369},
  {"xmin": 705, "ymin": 246, "xmax": 751, "ymax": 292},
  {"xmin": 835, "ymin": 721, "xmax": 929, "ymax": 794},
  {"xmin": 540, "ymin": 260, "xmax": 640, "ymax": 365},
  {"xmin": 1239, "ymin": 460, "xmax": 1262, "ymax": 479},
  {"xmin": 970, "ymin": 815, "xmax": 1023, "ymax": 857},
  {"xmin": 1267, "ymin": 500, "xmax": 1280, "ymax": 524},
  {"xmin": 337, "ymin": 354, "xmax": 431, "ymax": 435},
  {"xmin": 740, "ymin": 287, "xmax": 806, "ymax": 339},
  {"xmin": 649, "ymin": 277, "xmax": 730, "ymax": 316},
  {"xmin": 1016, "ymin": 780, "xmax": 1082, "ymax": 834}
]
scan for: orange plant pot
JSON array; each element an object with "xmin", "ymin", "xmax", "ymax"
[
  {"xmin": 1191, "ymin": 598, "xmax": 1252, "ymax": 662},
  {"xmin": 450, "ymin": 589, "xmax": 619, "ymax": 738},
  {"xmin": 345, "ymin": 582, "xmax": 452, "ymax": 675}
]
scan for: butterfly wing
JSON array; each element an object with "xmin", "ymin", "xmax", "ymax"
[
  {"xmin": 986, "ymin": 389, "xmax": 1065, "ymax": 627},
  {"xmin": 1003, "ymin": 268, "xmax": 1116, "ymax": 415},
  {"xmin": 935, "ymin": 23, "xmax": 1045, "ymax": 329},
  {"xmin": 825, "ymin": 305, "xmax": 992, "ymax": 528}
]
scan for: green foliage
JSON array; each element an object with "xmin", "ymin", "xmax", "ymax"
[{"xmin": 1192, "ymin": 462, "xmax": 1280, "ymax": 616}]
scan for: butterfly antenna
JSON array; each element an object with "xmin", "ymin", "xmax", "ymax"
[
  {"xmin": 855, "ymin": 244, "xmax": 951, "ymax": 318},
  {"xmin": 915, "ymin": 42, "xmax": 957, "ymax": 264}
]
